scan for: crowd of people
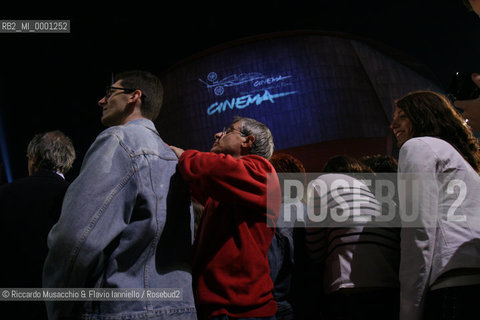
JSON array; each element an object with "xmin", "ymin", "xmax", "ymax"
[
  {"xmin": 1, "ymin": 3, "xmax": 480, "ymax": 318},
  {"xmin": 0, "ymin": 67, "xmax": 479, "ymax": 320}
]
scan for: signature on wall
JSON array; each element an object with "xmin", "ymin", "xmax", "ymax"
[
  {"xmin": 199, "ymin": 71, "xmax": 298, "ymax": 115},
  {"xmin": 199, "ymin": 72, "xmax": 292, "ymax": 96},
  {"xmin": 207, "ymin": 89, "xmax": 297, "ymax": 115}
]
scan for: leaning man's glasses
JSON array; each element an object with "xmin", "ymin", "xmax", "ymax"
[
  {"xmin": 105, "ymin": 86, "xmax": 147, "ymax": 100},
  {"xmin": 221, "ymin": 127, "xmax": 246, "ymax": 137}
]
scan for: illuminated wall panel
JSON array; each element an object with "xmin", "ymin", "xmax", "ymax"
[{"xmin": 156, "ymin": 32, "xmax": 441, "ymax": 154}]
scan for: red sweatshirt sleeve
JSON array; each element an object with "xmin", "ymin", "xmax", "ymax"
[{"xmin": 178, "ymin": 150, "xmax": 279, "ymax": 213}]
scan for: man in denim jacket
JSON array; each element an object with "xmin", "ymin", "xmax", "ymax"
[{"xmin": 43, "ymin": 70, "xmax": 197, "ymax": 320}]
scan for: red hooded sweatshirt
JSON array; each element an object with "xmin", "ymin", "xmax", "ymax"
[{"xmin": 178, "ymin": 150, "xmax": 281, "ymax": 319}]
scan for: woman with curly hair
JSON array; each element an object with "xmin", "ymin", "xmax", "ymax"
[{"xmin": 391, "ymin": 90, "xmax": 480, "ymax": 320}]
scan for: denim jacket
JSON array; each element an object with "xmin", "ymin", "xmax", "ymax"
[{"xmin": 43, "ymin": 119, "xmax": 197, "ymax": 320}]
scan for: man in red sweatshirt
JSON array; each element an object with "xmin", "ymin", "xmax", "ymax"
[{"xmin": 170, "ymin": 116, "xmax": 281, "ymax": 320}]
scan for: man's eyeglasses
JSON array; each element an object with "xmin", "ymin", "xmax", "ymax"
[
  {"xmin": 105, "ymin": 86, "xmax": 147, "ymax": 100},
  {"xmin": 221, "ymin": 127, "xmax": 246, "ymax": 137}
]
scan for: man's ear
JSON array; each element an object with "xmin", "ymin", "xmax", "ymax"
[
  {"xmin": 27, "ymin": 157, "xmax": 37, "ymax": 176},
  {"xmin": 241, "ymin": 135, "xmax": 255, "ymax": 153},
  {"xmin": 127, "ymin": 90, "xmax": 143, "ymax": 115},
  {"xmin": 128, "ymin": 89, "xmax": 142, "ymax": 104}
]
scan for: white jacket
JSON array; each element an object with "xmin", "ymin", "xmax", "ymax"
[{"xmin": 398, "ymin": 137, "xmax": 480, "ymax": 320}]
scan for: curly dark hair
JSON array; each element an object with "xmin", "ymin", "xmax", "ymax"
[
  {"xmin": 359, "ymin": 154, "xmax": 398, "ymax": 173},
  {"xmin": 323, "ymin": 155, "xmax": 374, "ymax": 174},
  {"xmin": 270, "ymin": 153, "xmax": 306, "ymax": 174},
  {"xmin": 395, "ymin": 90, "xmax": 480, "ymax": 172},
  {"xmin": 270, "ymin": 153, "xmax": 306, "ymax": 200}
]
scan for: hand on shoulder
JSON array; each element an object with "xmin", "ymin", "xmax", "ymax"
[{"xmin": 169, "ymin": 146, "xmax": 185, "ymax": 158}]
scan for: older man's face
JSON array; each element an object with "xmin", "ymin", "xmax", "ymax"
[{"xmin": 210, "ymin": 121, "xmax": 247, "ymax": 158}]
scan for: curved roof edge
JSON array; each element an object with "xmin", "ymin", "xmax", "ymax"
[{"xmin": 160, "ymin": 30, "xmax": 441, "ymax": 88}]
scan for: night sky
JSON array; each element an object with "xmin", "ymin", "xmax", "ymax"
[{"xmin": 0, "ymin": 1, "xmax": 479, "ymax": 182}]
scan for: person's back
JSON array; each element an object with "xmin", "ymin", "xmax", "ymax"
[
  {"xmin": 0, "ymin": 130, "xmax": 75, "ymax": 320},
  {"xmin": 306, "ymin": 156, "xmax": 400, "ymax": 320},
  {"xmin": 188, "ymin": 153, "xmax": 278, "ymax": 319},
  {"xmin": 0, "ymin": 171, "xmax": 69, "ymax": 286},
  {"xmin": 50, "ymin": 120, "xmax": 195, "ymax": 316}
]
